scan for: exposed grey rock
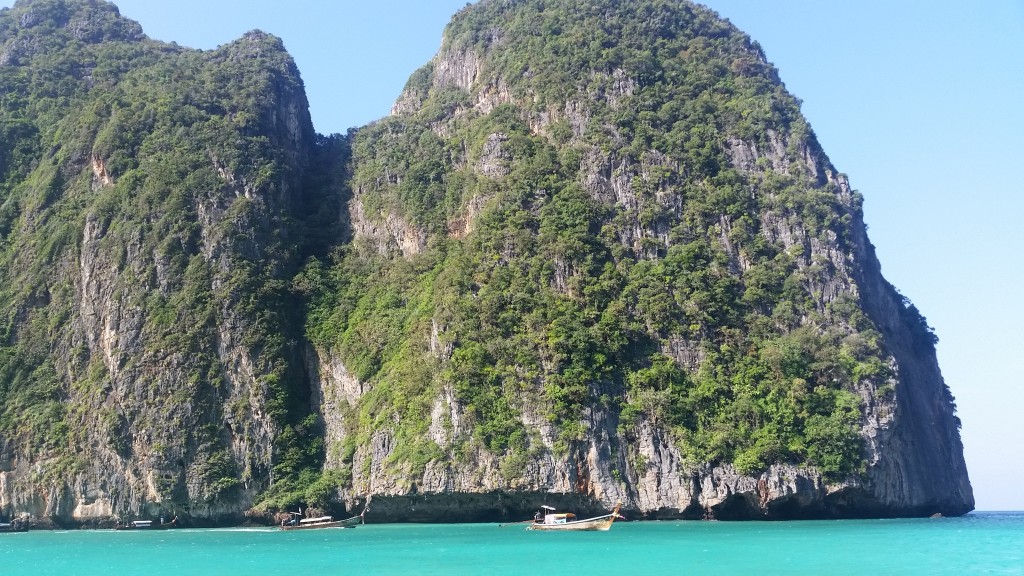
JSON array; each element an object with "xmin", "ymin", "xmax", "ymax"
[
  {"xmin": 476, "ymin": 132, "xmax": 511, "ymax": 179},
  {"xmin": 349, "ymin": 195, "xmax": 428, "ymax": 257},
  {"xmin": 434, "ymin": 49, "xmax": 481, "ymax": 93}
]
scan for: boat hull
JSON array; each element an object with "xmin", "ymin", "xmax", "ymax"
[
  {"xmin": 526, "ymin": 516, "xmax": 616, "ymax": 531},
  {"xmin": 527, "ymin": 502, "xmax": 621, "ymax": 531}
]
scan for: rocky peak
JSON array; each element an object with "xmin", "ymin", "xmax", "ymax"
[
  {"xmin": 2, "ymin": 0, "xmax": 144, "ymax": 44},
  {"xmin": 230, "ymin": 29, "xmax": 288, "ymax": 58},
  {"xmin": 1, "ymin": 0, "xmax": 144, "ymax": 67}
]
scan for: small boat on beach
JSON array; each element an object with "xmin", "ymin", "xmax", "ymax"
[
  {"xmin": 526, "ymin": 501, "xmax": 622, "ymax": 531},
  {"xmin": 280, "ymin": 509, "xmax": 365, "ymax": 530}
]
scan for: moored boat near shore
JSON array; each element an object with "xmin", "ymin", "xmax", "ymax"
[
  {"xmin": 0, "ymin": 517, "xmax": 29, "ymax": 533},
  {"xmin": 526, "ymin": 502, "xmax": 623, "ymax": 531},
  {"xmin": 114, "ymin": 516, "xmax": 177, "ymax": 530},
  {"xmin": 280, "ymin": 509, "xmax": 366, "ymax": 530}
]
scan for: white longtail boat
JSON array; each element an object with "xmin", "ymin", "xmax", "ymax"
[
  {"xmin": 280, "ymin": 509, "xmax": 365, "ymax": 530},
  {"xmin": 526, "ymin": 501, "xmax": 622, "ymax": 531}
]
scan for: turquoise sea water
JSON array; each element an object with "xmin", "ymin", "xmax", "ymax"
[{"xmin": 2, "ymin": 512, "xmax": 1022, "ymax": 575}]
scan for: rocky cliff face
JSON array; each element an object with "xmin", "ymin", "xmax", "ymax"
[
  {"xmin": 317, "ymin": 0, "xmax": 973, "ymax": 521},
  {"xmin": 0, "ymin": 0, "xmax": 971, "ymax": 526},
  {"xmin": 0, "ymin": 0, "xmax": 321, "ymax": 526}
]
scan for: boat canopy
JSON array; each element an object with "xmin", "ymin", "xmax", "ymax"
[{"xmin": 299, "ymin": 516, "xmax": 333, "ymax": 524}]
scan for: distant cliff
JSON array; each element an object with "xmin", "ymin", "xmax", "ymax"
[{"xmin": 0, "ymin": 0, "xmax": 971, "ymax": 526}]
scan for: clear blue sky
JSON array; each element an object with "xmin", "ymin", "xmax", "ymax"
[{"xmin": 3, "ymin": 0, "xmax": 1022, "ymax": 511}]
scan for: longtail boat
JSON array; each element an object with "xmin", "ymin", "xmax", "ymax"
[
  {"xmin": 114, "ymin": 516, "xmax": 177, "ymax": 530},
  {"xmin": 526, "ymin": 501, "xmax": 622, "ymax": 531},
  {"xmin": 280, "ymin": 509, "xmax": 365, "ymax": 530},
  {"xmin": 0, "ymin": 518, "xmax": 29, "ymax": 533}
]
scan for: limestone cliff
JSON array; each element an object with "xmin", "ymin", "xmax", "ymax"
[
  {"xmin": 315, "ymin": 0, "xmax": 973, "ymax": 521},
  {"xmin": 0, "ymin": 0, "xmax": 971, "ymax": 526},
  {"xmin": 0, "ymin": 0, "xmax": 325, "ymax": 526}
]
